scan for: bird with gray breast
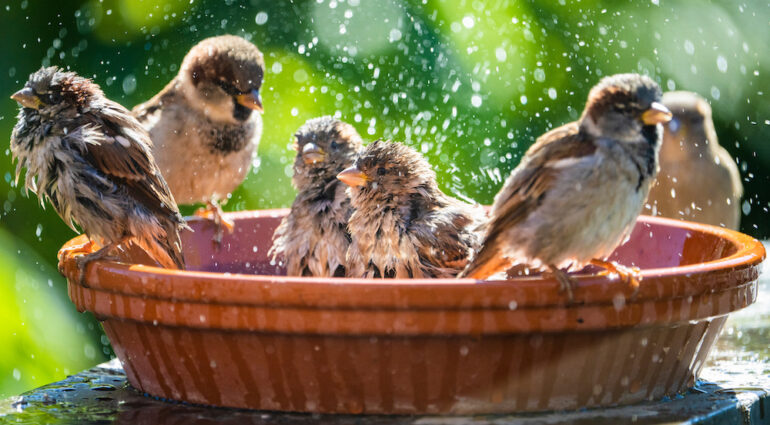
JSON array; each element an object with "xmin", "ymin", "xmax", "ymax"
[
  {"xmin": 460, "ymin": 73, "xmax": 672, "ymax": 301},
  {"xmin": 132, "ymin": 35, "xmax": 264, "ymax": 243},
  {"xmin": 270, "ymin": 116, "xmax": 363, "ymax": 277},
  {"xmin": 10, "ymin": 66, "xmax": 187, "ymax": 273},
  {"xmin": 338, "ymin": 140, "xmax": 486, "ymax": 279},
  {"xmin": 647, "ymin": 91, "xmax": 742, "ymax": 229}
]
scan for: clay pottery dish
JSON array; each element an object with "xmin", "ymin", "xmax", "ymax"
[{"xmin": 59, "ymin": 210, "xmax": 764, "ymax": 414}]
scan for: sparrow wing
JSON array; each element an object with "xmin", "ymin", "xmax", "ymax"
[
  {"xmin": 462, "ymin": 122, "xmax": 596, "ymax": 279},
  {"xmin": 77, "ymin": 100, "xmax": 186, "ymax": 268},
  {"xmin": 410, "ymin": 198, "xmax": 484, "ymax": 276},
  {"xmin": 131, "ymin": 78, "xmax": 179, "ymax": 123},
  {"xmin": 81, "ymin": 101, "xmax": 179, "ymax": 217}
]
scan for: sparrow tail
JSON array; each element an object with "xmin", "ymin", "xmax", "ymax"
[
  {"xmin": 458, "ymin": 247, "xmax": 512, "ymax": 280},
  {"xmin": 136, "ymin": 222, "xmax": 186, "ymax": 270}
]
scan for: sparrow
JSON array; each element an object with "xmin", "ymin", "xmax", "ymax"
[
  {"xmin": 269, "ymin": 116, "xmax": 363, "ymax": 277},
  {"xmin": 338, "ymin": 140, "xmax": 486, "ymax": 279},
  {"xmin": 647, "ymin": 91, "xmax": 743, "ymax": 229},
  {"xmin": 460, "ymin": 73, "xmax": 672, "ymax": 301},
  {"xmin": 132, "ymin": 35, "xmax": 264, "ymax": 243},
  {"xmin": 10, "ymin": 66, "xmax": 186, "ymax": 272}
]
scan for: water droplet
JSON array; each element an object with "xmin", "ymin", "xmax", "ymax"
[
  {"xmin": 255, "ymin": 11, "xmax": 268, "ymax": 25},
  {"xmin": 683, "ymin": 40, "xmax": 694, "ymax": 55},
  {"xmin": 122, "ymin": 74, "xmax": 137, "ymax": 95},
  {"xmin": 716, "ymin": 55, "xmax": 728, "ymax": 73},
  {"xmin": 533, "ymin": 68, "xmax": 545, "ymax": 82},
  {"xmin": 495, "ymin": 47, "xmax": 507, "ymax": 62}
]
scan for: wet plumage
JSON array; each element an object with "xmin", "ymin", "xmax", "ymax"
[
  {"xmin": 270, "ymin": 117, "xmax": 362, "ymax": 277},
  {"xmin": 461, "ymin": 74, "xmax": 672, "ymax": 299},
  {"xmin": 132, "ymin": 35, "xmax": 264, "ymax": 239},
  {"xmin": 10, "ymin": 67, "xmax": 186, "ymax": 269},
  {"xmin": 338, "ymin": 141, "xmax": 485, "ymax": 279},
  {"xmin": 648, "ymin": 91, "xmax": 742, "ymax": 229}
]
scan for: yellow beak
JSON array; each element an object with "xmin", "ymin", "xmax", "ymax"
[
  {"xmin": 337, "ymin": 166, "xmax": 369, "ymax": 187},
  {"xmin": 302, "ymin": 143, "xmax": 326, "ymax": 164},
  {"xmin": 11, "ymin": 87, "xmax": 41, "ymax": 110},
  {"xmin": 235, "ymin": 89, "xmax": 263, "ymax": 112},
  {"xmin": 641, "ymin": 101, "xmax": 673, "ymax": 125}
]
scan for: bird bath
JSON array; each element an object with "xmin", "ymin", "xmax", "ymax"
[{"xmin": 58, "ymin": 210, "xmax": 764, "ymax": 414}]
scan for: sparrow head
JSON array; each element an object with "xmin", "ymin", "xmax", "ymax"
[
  {"xmin": 292, "ymin": 116, "xmax": 362, "ymax": 184},
  {"xmin": 337, "ymin": 140, "xmax": 438, "ymax": 200},
  {"xmin": 179, "ymin": 35, "xmax": 265, "ymax": 123},
  {"xmin": 11, "ymin": 66, "xmax": 100, "ymax": 119},
  {"xmin": 581, "ymin": 73, "xmax": 671, "ymax": 143},
  {"xmin": 660, "ymin": 91, "xmax": 716, "ymax": 159}
]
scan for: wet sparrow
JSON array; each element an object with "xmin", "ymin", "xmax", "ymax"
[
  {"xmin": 647, "ymin": 91, "xmax": 742, "ymax": 229},
  {"xmin": 270, "ymin": 116, "xmax": 363, "ymax": 277},
  {"xmin": 132, "ymin": 35, "xmax": 264, "ymax": 243},
  {"xmin": 460, "ymin": 73, "xmax": 672, "ymax": 301},
  {"xmin": 10, "ymin": 67, "xmax": 186, "ymax": 271},
  {"xmin": 338, "ymin": 140, "xmax": 485, "ymax": 279}
]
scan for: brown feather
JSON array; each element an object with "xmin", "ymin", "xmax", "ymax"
[{"xmin": 461, "ymin": 123, "xmax": 597, "ymax": 279}]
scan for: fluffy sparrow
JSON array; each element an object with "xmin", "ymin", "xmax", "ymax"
[
  {"xmin": 269, "ymin": 116, "xmax": 362, "ymax": 277},
  {"xmin": 10, "ymin": 67, "xmax": 186, "ymax": 271},
  {"xmin": 132, "ymin": 35, "xmax": 264, "ymax": 242},
  {"xmin": 647, "ymin": 91, "xmax": 742, "ymax": 229},
  {"xmin": 460, "ymin": 73, "xmax": 672, "ymax": 300},
  {"xmin": 338, "ymin": 140, "xmax": 485, "ymax": 279}
]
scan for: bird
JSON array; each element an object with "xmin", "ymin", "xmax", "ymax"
[
  {"xmin": 647, "ymin": 91, "xmax": 743, "ymax": 229},
  {"xmin": 132, "ymin": 35, "xmax": 264, "ymax": 243},
  {"xmin": 10, "ymin": 66, "xmax": 187, "ymax": 273},
  {"xmin": 337, "ymin": 140, "xmax": 486, "ymax": 279},
  {"xmin": 459, "ymin": 73, "xmax": 672, "ymax": 301},
  {"xmin": 269, "ymin": 116, "xmax": 363, "ymax": 277}
]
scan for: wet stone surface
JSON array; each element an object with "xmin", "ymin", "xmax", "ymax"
[
  {"xmin": 1, "ymin": 266, "xmax": 768, "ymax": 424},
  {"xmin": 0, "ymin": 356, "xmax": 768, "ymax": 424}
]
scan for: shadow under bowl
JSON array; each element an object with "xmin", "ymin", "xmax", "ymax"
[{"xmin": 59, "ymin": 210, "xmax": 764, "ymax": 414}]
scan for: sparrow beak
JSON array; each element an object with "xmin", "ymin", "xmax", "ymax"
[
  {"xmin": 302, "ymin": 142, "xmax": 326, "ymax": 164},
  {"xmin": 235, "ymin": 89, "xmax": 263, "ymax": 112},
  {"xmin": 641, "ymin": 102, "xmax": 673, "ymax": 125},
  {"xmin": 11, "ymin": 87, "xmax": 41, "ymax": 110},
  {"xmin": 337, "ymin": 166, "xmax": 369, "ymax": 187}
]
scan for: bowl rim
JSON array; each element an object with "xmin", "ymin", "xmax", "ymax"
[{"xmin": 60, "ymin": 211, "xmax": 765, "ymax": 311}]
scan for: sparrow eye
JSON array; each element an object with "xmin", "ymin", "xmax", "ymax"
[
  {"xmin": 377, "ymin": 167, "xmax": 387, "ymax": 176},
  {"xmin": 47, "ymin": 92, "xmax": 62, "ymax": 104},
  {"xmin": 330, "ymin": 140, "xmax": 339, "ymax": 150}
]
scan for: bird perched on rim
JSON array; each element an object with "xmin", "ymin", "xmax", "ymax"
[
  {"xmin": 10, "ymin": 66, "xmax": 186, "ymax": 271},
  {"xmin": 460, "ymin": 73, "xmax": 672, "ymax": 301},
  {"xmin": 647, "ymin": 91, "xmax": 742, "ymax": 229},
  {"xmin": 132, "ymin": 35, "xmax": 264, "ymax": 243},
  {"xmin": 337, "ymin": 140, "xmax": 486, "ymax": 279},
  {"xmin": 269, "ymin": 116, "xmax": 363, "ymax": 277}
]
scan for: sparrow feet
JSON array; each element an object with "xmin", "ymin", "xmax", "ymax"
[
  {"xmin": 73, "ymin": 242, "xmax": 121, "ymax": 285},
  {"xmin": 590, "ymin": 258, "xmax": 641, "ymax": 298},
  {"xmin": 195, "ymin": 200, "xmax": 235, "ymax": 246},
  {"xmin": 547, "ymin": 265, "xmax": 575, "ymax": 304}
]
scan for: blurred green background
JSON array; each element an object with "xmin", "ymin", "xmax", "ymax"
[{"xmin": 0, "ymin": 0, "xmax": 768, "ymax": 398}]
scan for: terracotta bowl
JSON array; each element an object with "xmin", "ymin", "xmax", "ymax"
[{"xmin": 59, "ymin": 210, "xmax": 764, "ymax": 414}]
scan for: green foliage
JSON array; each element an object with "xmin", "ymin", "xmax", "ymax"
[
  {"xmin": 0, "ymin": 0, "xmax": 767, "ymax": 396},
  {"xmin": 0, "ymin": 228, "xmax": 96, "ymax": 398}
]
